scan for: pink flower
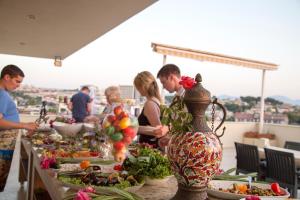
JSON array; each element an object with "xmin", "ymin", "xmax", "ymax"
[
  {"xmin": 40, "ymin": 157, "xmax": 51, "ymax": 169},
  {"xmin": 179, "ymin": 76, "xmax": 196, "ymax": 89},
  {"xmin": 40, "ymin": 156, "xmax": 57, "ymax": 169},
  {"xmin": 74, "ymin": 191, "xmax": 91, "ymax": 200},
  {"xmin": 82, "ymin": 186, "xmax": 95, "ymax": 193}
]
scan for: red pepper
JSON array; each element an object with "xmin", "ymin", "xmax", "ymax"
[
  {"xmin": 113, "ymin": 164, "xmax": 122, "ymax": 171},
  {"xmin": 271, "ymin": 182, "xmax": 281, "ymax": 194}
]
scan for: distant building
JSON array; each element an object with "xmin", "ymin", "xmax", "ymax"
[
  {"xmin": 119, "ymin": 85, "xmax": 134, "ymax": 99},
  {"xmin": 264, "ymin": 113, "xmax": 289, "ymax": 124},
  {"xmin": 234, "ymin": 112, "xmax": 288, "ymax": 124},
  {"xmin": 234, "ymin": 112, "xmax": 258, "ymax": 122},
  {"xmin": 119, "ymin": 85, "xmax": 141, "ymax": 100}
]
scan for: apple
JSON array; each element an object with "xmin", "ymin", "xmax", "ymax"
[
  {"xmin": 113, "ymin": 106, "xmax": 123, "ymax": 116},
  {"xmin": 118, "ymin": 111, "xmax": 129, "ymax": 119},
  {"xmin": 114, "ymin": 151, "xmax": 126, "ymax": 163},
  {"xmin": 102, "ymin": 121, "xmax": 111, "ymax": 129},
  {"xmin": 122, "ymin": 136, "xmax": 133, "ymax": 144},
  {"xmin": 105, "ymin": 126, "xmax": 115, "ymax": 135},
  {"xmin": 123, "ymin": 127, "xmax": 136, "ymax": 139},
  {"xmin": 119, "ymin": 117, "xmax": 130, "ymax": 129},
  {"xmin": 113, "ymin": 141, "xmax": 125, "ymax": 151},
  {"xmin": 107, "ymin": 115, "xmax": 117, "ymax": 123},
  {"xmin": 110, "ymin": 132, "xmax": 123, "ymax": 141}
]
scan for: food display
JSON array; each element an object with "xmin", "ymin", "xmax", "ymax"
[
  {"xmin": 208, "ymin": 180, "xmax": 290, "ymax": 200},
  {"xmin": 43, "ymin": 149, "xmax": 101, "ymax": 159},
  {"xmin": 122, "ymin": 144, "xmax": 172, "ymax": 180},
  {"xmin": 102, "ymin": 105, "xmax": 138, "ymax": 162},
  {"xmin": 58, "ymin": 167, "xmax": 143, "ymax": 190}
]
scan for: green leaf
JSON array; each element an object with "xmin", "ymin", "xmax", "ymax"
[
  {"xmin": 102, "ymin": 187, "xmax": 135, "ymax": 200},
  {"xmin": 93, "ymin": 196, "xmax": 118, "ymax": 200},
  {"xmin": 223, "ymin": 167, "xmax": 236, "ymax": 175}
]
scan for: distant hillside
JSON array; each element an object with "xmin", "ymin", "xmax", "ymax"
[
  {"xmin": 217, "ymin": 95, "xmax": 238, "ymax": 100},
  {"xmin": 217, "ymin": 94, "xmax": 300, "ymax": 106},
  {"xmin": 270, "ymin": 95, "xmax": 300, "ymax": 106}
]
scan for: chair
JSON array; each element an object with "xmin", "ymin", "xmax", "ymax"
[
  {"xmin": 264, "ymin": 148, "xmax": 298, "ymax": 198},
  {"xmin": 284, "ymin": 141, "xmax": 300, "ymax": 151},
  {"xmin": 234, "ymin": 142, "xmax": 265, "ymax": 180}
]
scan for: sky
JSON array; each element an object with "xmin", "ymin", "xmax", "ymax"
[{"xmin": 0, "ymin": 0, "xmax": 300, "ymax": 99}]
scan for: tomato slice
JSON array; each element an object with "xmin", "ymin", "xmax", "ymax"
[{"xmin": 271, "ymin": 182, "xmax": 281, "ymax": 194}]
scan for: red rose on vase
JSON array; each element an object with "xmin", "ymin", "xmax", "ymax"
[{"xmin": 179, "ymin": 76, "xmax": 196, "ymax": 89}]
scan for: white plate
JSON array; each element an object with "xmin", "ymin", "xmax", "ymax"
[
  {"xmin": 240, "ymin": 198, "xmax": 278, "ymax": 200},
  {"xmin": 37, "ymin": 124, "xmax": 52, "ymax": 132},
  {"xmin": 208, "ymin": 180, "xmax": 289, "ymax": 200},
  {"xmin": 83, "ymin": 123, "xmax": 95, "ymax": 132}
]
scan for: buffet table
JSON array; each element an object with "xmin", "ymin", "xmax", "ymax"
[
  {"xmin": 19, "ymin": 138, "xmax": 178, "ymax": 200},
  {"xmin": 18, "ymin": 138, "xmax": 228, "ymax": 200}
]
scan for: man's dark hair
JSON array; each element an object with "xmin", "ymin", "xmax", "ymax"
[
  {"xmin": 157, "ymin": 64, "xmax": 181, "ymax": 78},
  {"xmin": 81, "ymin": 86, "xmax": 90, "ymax": 92},
  {"xmin": 1, "ymin": 64, "xmax": 25, "ymax": 79}
]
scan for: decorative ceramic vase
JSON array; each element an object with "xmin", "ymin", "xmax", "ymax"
[{"xmin": 167, "ymin": 74, "xmax": 226, "ymax": 200}]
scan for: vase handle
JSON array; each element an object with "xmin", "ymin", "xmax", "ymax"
[{"xmin": 211, "ymin": 98, "xmax": 226, "ymax": 138}]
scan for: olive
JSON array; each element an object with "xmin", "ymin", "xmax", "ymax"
[
  {"xmin": 81, "ymin": 176, "xmax": 90, "ymax": 184},
  {"xmin": 109, "ymin": 177, "xmax": 119, "ymax": 184}
]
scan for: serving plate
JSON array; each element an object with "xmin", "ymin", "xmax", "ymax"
[
  {"xmin": 240, "ymin": 198, "xmax": 279, "ymax": 200},
  {"xmin": 207, "ymin": 180, "xmax": 289, "ymax": 200}
]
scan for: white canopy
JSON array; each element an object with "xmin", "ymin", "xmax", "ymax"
[{"xmin": 152, "ymin": 42, "xmax": 279, "ymax": 133}]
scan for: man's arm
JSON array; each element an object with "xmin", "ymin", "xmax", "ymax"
[
  {"xmin": 86, "ymin": 102, "xmax": 92, "ymax": 114},
  {"xmin": 67, "ymin": 102, "xmax": 73, "ymax": 111},
  {"xmin": 0, "ymin": 118, "xmax": 37, "ymax": 131}
]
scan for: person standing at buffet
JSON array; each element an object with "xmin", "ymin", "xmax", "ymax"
[
  {"xmin": 68, "ymin": 86, "xmax": 92, "ymax": 123},
  {"xmin": 157, "ymin": 63, "xmax": 184, "ymax": 101},
  {"xmin": 156, "ymin": 64, "xmax": 184, "ymax": 148},
  {"xmin": 102, "ymin": 86, "xmax": 122, "ymax": 115},
  {"xmin": 0, "ymin": 64, "xmax": 38, "ymax": 191},
  {"xmin": 134, "ymin": 71, "xmax": 167, "ymax": 148}
]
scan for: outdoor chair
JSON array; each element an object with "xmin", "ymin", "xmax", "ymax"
[
  {"xmin": 264, "ymin": 148, "xmax": 299, "ymax": 198},
  {"xmin": 284, "ymin": 141, "xmax": 300, "ymax": 151},
  {"xmin": 234, "ymin": 142, "xmax": 266, "ymax": 181}
]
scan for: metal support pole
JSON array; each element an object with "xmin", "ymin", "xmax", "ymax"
[
  {"xmin": 259, "ymin": 69, "xmax": 266, "ymax": 133},
  {"xmin": 161, "ymin": 55, "xmax": 167, "ymax": 104}
]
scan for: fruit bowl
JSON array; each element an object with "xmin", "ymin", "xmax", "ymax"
[{"xmin": 52, "ymin": 122, "xmax": 83, "ymax": 137}]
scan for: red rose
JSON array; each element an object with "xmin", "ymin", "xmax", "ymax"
[{"xmin": 179, "ymin": 76, "xmax": 196, "ymax": 89}]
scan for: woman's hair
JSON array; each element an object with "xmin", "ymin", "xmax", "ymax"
[
  {"xmin": 134, "ymin": 71, "xmax": 161, "ymax": 102},
  {"xmin": 104, "ymin": 86, "xmax": 121, "ymax": 103}
]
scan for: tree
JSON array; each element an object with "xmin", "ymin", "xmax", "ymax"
[
  {"xmin": 224, "ymin": 103, "xmax": 241, "ymax": 113},
  {"xmin": 288, "ymin": 112, "xmax": 300, "ymax": 125},
  {"xmin": 265, "ymin": 97, "xmax": 283, "ymax": 106}
]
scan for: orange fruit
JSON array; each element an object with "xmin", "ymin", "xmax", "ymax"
[{"xmin": 80, "ymin": 160, "xmax": 90, "ymax": 169}]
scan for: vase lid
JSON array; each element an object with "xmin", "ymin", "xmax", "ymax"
[{"xmin": 183, "ymin": 73, "xmax": 211, "ymax": 103}]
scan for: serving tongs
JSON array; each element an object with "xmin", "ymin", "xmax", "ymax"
[{"xmin": 35, "ymin": 101, "xmax": 50, "ymax": 125}]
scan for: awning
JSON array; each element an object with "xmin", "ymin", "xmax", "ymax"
[
  {"xmin": 152, "ymin": 42, "xmax": 279, "ymax": 134},
  {"xmin": 152, "ymin": 42, "xmax": 278, "ymax": 70}
]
